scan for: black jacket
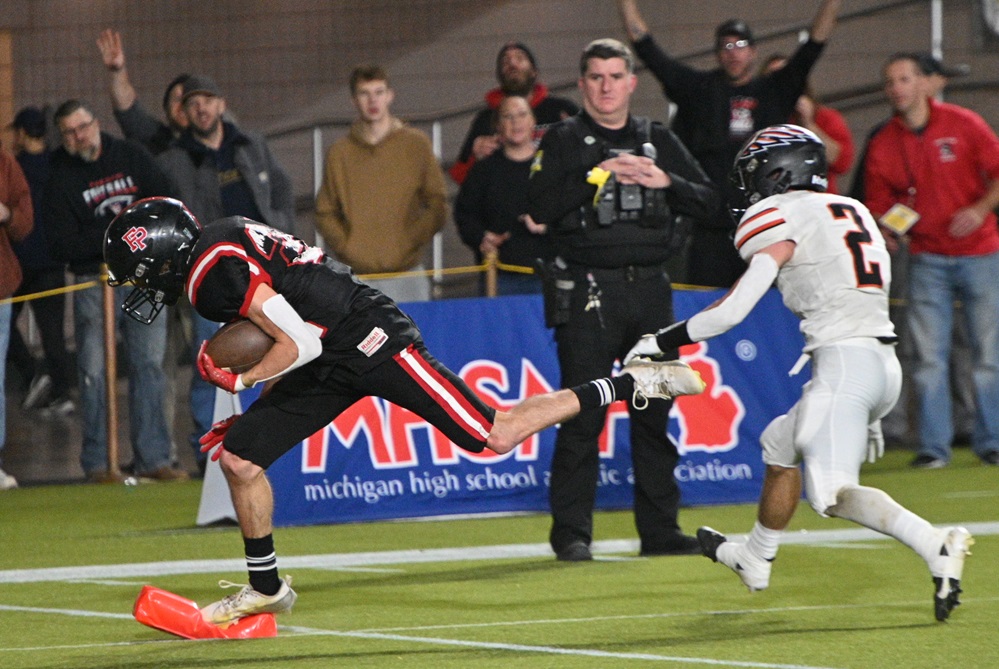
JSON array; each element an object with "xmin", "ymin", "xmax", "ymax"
[{"xmin": 528, "ymin": 111, "xmax": 717, "ymax": 267}]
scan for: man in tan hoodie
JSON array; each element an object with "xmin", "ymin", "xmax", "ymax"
[{"xmin": 315, "ymin": 65, "xmax": 447, "ymax": 303}]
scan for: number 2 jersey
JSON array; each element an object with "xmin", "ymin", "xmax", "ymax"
[
  {"xmin": 185, "ymin": 216, "xmax": 421, "ymax": 372},
  {"xmin": 734, "ymin": 191, "xmax": 896, "ymax": 352}
]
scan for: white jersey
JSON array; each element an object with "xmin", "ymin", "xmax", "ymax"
[{"xmin": 734, "ymin": 191, "xmax": 896, "ymax": 352}]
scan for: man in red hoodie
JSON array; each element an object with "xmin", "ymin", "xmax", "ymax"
[{"xmin": 449, "ymin": 42, "xmax": 578, "ymax": 184}]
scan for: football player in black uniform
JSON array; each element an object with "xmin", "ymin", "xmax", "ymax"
[{"xmin": 103, "ymin": 197, "xmax": 706, "ymax": 626}]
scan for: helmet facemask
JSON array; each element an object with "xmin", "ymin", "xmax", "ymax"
[
  {"xmin": 114, "ymin": 253, "xmax": 188, "ymax": 324},
  {"xmin": 103, "ymin": 197, "xmax": 202, "ymax": 325}
]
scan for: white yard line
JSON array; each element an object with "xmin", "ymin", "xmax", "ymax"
[
  {"xmin": 281, "ymin": 625, "xmax": 847, "ymax": 669},
  {"xmin": 1, "ymin": 521, "xmax": 996, "ymax": 585}
]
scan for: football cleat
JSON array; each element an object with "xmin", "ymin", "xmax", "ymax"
[
  {"xmin": 624, "ymin": 358, "xmax": 706, "ymax": 409},
  {"xmin": 930, "ymin": 527, "xmax": 974, "ymax": 622},
  {"xmin": 200, "ymin": 576, "xmax": 297, "ymax": 626},
  {"xmin": 697, "ymin": 526, "xmax": 772, "ymax": 592}
]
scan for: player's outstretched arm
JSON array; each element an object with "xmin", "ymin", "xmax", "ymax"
[{"xmin": 625, "ymin": 241, "xmax": 793, "ymax": 361}]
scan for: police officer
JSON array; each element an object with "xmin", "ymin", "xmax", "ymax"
[{"xmin": 527, "ymin": 38, "xmax": 718, "ymax": 561}]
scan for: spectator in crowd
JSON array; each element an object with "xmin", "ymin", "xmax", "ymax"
[
  {"xmin": 626, "ymin": 123, "xmax": 973, "ymax": 623},
  {"xmin": 455, "ymin": 95, "xmax": 553, "ymax": 295},
  {"xmin": 159, "ymin": 74, "xmax": 296, "ymax": 473},
  {"xmin": 449, "ymin": 41, "xmax": 578, "ymax": 184},
  {"xmin": 7, "ymin": 107, "xmax": 74, "ymax": 416},
  {"xmin": 850, "ymin": 53, "xmax": 973, "ymax": 450},
  {"xmin": 850, "ymin": 53, "xmax": 968, "ymax": 203},
  {"xmin": 314, "ymin": 65, "xmax": 446, "ymax": 303},
  {"xmin": 864, "ymin": 53, "xmax": 999, "ymax": 468},
  {"xmin": 617, "ymin": 0, "xmax": 841, "ymax": 287},
  {"xmin": 0, "ymin": 143, "xmax": 34, "ymax": 491},
  {"xmin": 103, "ymin": 196, "xmax": 705, "ymax": 624},
  {"xmin": 96, "ymin": 29, "xmax": 189, "ymax": 155},
  {"xmin": 43, "ymin": 100, "xmax": 186, "ymax": 482},
  {"xmin": 761, "ymin": 54, "xmax": 854, "ymax": 194},
  {"xmin": 527, "ymin": 38, "xmax": 717, "ymax": 561}
]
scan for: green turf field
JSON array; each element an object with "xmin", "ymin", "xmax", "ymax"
[{"xmin": 1, "ymin": 448, "xmax": 996, "ymax": 669}]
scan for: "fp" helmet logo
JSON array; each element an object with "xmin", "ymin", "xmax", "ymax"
[{"xmin": 122, "ymin": 226, "xmax": 148, "ymax": 252}]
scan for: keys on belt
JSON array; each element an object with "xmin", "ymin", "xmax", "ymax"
[{"xmin": 584, "ymin": 272, "xmax": 605, "ymax": 328}]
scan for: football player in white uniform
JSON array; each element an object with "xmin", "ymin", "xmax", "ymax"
[{"xmin": 625, "ymin": 125, "xmax": 973, "ymax": 621}]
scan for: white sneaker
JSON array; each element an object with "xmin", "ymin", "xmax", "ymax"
[
  {"xmin": 0, "ymin": 468, "xmax": 18, "ymax": 491},
  {"xmin": 624, "ymin": 358, "xmax": 706, "ymax": 409},
  {"xmin": 698, "ymin": 527, "xmax": 772, "ymax": 592},
  {"xmin": 200, "ymin": 576, "xmax": 297, "ymax": 625},
  {"xmin": 929, "ymin": 527, "xmax": 974, "ymax": 621}
]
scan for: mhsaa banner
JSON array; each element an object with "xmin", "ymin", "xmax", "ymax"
[{"xmin": 257, "ymin": 290, "xmax": 807, "ymax": 527}]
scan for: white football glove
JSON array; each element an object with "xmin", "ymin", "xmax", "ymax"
[{"xmin": 623, "ymin": 334, "xmax": 663, "ymax": 366}]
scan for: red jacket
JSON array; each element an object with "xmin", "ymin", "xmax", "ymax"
[
  {"xmin": 864, "ymin": 99, "xmax": 999, "ymax": 256},
  {"xmin": 0, "ymin": 148, "xmax": 33, "ymax": 298}
]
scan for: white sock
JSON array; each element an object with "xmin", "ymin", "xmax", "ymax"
[
  {"xmin": 828, "ymin": 485, "xmax": 939, "ymax": 563},
  {"xmin": 745, "ymin": 521, "xmax": 781, "ymax": 562}
]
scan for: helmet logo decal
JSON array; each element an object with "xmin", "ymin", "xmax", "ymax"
[
  {"xmin": 122, "ymin": 226, "xmax": 149, "ymax": 252},
  {"xmin": 742, "ymin": 125, "xmax": 819, "ymax": 157}
]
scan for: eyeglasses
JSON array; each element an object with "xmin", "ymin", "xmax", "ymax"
[
  {"xmin": 719, "ymin": 39, "xmax": 751, "ymax": 50},
  {"xmin": 59, "ymin": 118, "xmax": 96, "ymax": 137}
]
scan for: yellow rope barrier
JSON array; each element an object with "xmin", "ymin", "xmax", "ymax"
[
  {"xmin": 0, "ymin": 279, "xmax": 103, "ymax": 306},
  {"xmin": 0, "ymin": 266, "xmax": 911, "ymax": 307}
]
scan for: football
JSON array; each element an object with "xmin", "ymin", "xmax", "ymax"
[{"xmin": 204, "ymin": 320, "xmax": 275, "ymax": 374}]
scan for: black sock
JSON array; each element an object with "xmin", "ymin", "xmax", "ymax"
[
  {"xmin": 244, "ymin": 535, "xmax": 281, "ymax": 596},
  {"xmin": 570, "ymin": 376, "xmax": 634, "ymax": 411}
]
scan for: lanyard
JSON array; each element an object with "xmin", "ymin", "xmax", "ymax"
[{"xmin": 899, "ymin": 130, "xmax": 922, "ymax": 208}]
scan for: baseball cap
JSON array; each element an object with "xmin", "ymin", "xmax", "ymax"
[
  {"xmin": 10, "ymin": 106, "xmax": 46, "ymax": 138},
  {"xmin": 181, "ymin": 74, "xmax": 223, "ymax": 102},
  {"xmin": 915, "ymin": 52, "xmax": 970, "ymax": 78},
  {"xmin": 715, "ymin": 19, "xmax": 755, "ymax": 47}
]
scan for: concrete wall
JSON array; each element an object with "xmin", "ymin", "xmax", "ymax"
[{"xmin": 3, "ymin": 0, "xmax": 997, "ymax": 279}]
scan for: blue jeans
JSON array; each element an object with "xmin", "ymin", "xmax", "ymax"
[
  {"xmin": 74, "ymin": 280, "xmax": 173, "ymax": 475},
  {"xmin": 189, "ymin": 311, "xmax": 220, "ymax": 460},
  {"xmin": 0, "ymin": 302, "xmax": 10, "ymax": 463},
  {"xmin": 908, "ymin": 251, "xmax": 999, "ymax": 460}
]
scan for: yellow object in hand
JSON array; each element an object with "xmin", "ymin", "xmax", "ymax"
[{"xmin": 587, "ymin": 167, "xmax": 612, "ymax": 205}]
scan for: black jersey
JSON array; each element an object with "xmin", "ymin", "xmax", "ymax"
[{"xmin": 185, "ymin": 216, "xmax": 420, "ymax": 372}]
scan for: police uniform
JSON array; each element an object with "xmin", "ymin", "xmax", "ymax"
[
  {"xmin": 528, "ymin": 111, "xmax": 717, "ymax": 555},
  {"xmin": 186, "ymin": 216, "xmax": 496, "ymax": 468}
]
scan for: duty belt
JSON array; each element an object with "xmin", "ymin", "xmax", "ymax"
[{"xmin": 567, "ymin": 263, "xmax": 666, "ymax": 283}]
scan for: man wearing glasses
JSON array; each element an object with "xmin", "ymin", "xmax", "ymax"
[
  {"xmin": 43, "ymin": 100, "xmax": 186, "ymax": 483},
  {"xmin": 617, "ymin": 0, "xmax": 841, "ymax": 288}
]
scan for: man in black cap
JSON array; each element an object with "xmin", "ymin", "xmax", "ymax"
[
  {"xmin": 96, "ymin": 29, "xmax": 189, "ymax": 155},
  {"xmin": 7, "ymin": 107, "xmax": 75, "ymax": 416},
  {"xmin": 449, "ymin": 41, "xmax": 578, "ymax": 184},
  {"xmin": 618, "ymin": 0, "xmax": 841, "ymax": 287},
  {"xmin": 157, "ymin": 73, "xmax": 295, "ymax": 474}
]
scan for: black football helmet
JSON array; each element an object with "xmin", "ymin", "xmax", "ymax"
[
  {"xmin": 103, "ymin": 197, "xmax": 202, "ymax": 324},
  {"xmin": 729, "ymin": 124, "xmax": 828, "ymax": 220}
]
